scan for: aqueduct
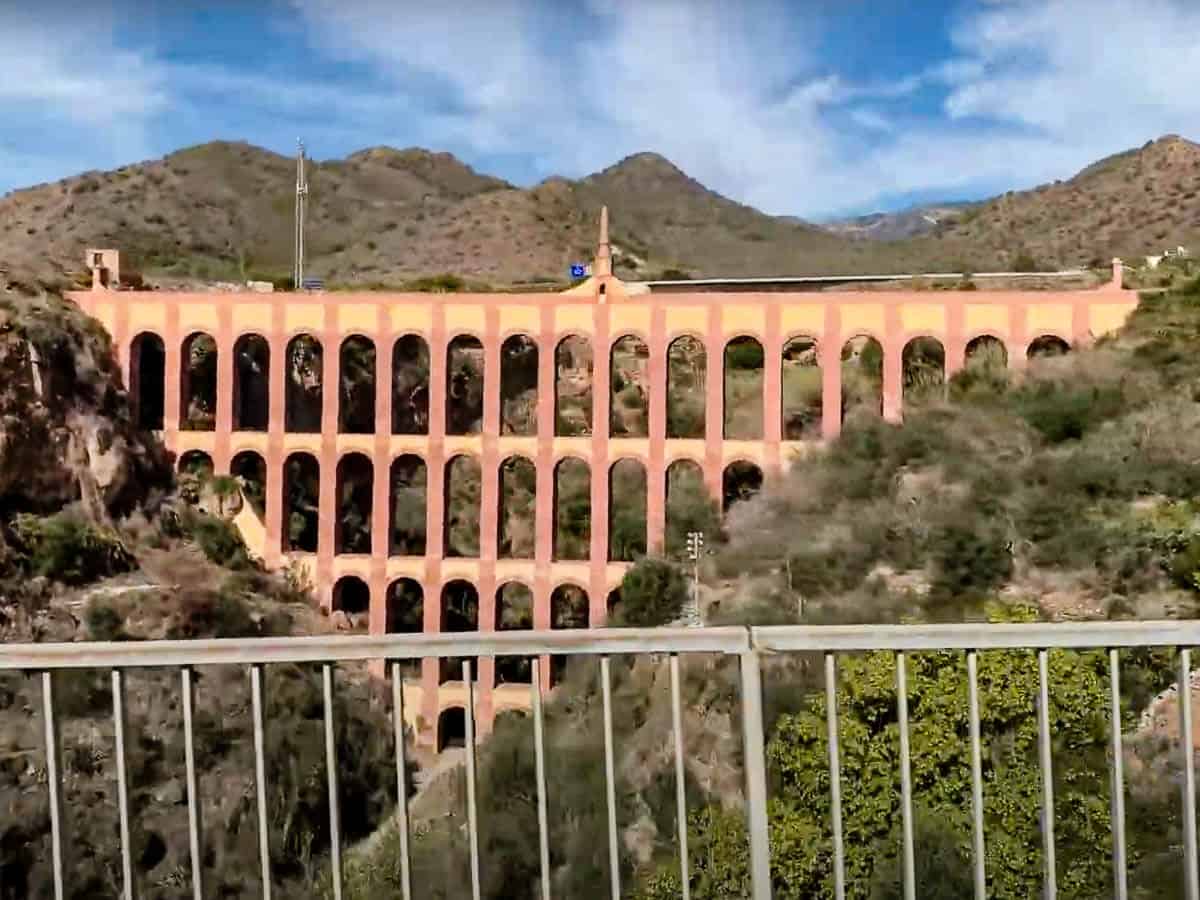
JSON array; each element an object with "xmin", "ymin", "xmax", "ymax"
[{"xmin": 70, "ymin": 212, "xmax": 1138, "ymax": 748}]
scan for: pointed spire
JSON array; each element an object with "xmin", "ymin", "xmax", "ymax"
[{"xmin": 594, "ymin": 205, "xmax": 612, "ymax": 277}]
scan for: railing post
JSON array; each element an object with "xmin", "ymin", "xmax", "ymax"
[{"xmin": 739, "ymin": 651, "xmax": 772, "ymax": 899}]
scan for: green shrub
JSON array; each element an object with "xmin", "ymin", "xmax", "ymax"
[
  {"xmin": 84, "ymin": 597, "xmax": 126, "ymax": 641},
  {"xmin": 1014, "ymin": 380, "xmax": 1127, "ymax": 443},
  {"xmin": 171, "ymin": 506, "xmax": 254, "ymax": 570},
  {"xmin": 613, "ymin": 558, "xmax": 688, "ymax": 627},
  {"xmin": 168, "ymin": 588, "xmax": 258, "ymax": 639},
  {"xmin": 725, "ymin": 340, "xmax": 764, "ymax": 371},
  {"xmin": 10, "ymin": 512, "xmax": 136, "ymax": 585}
]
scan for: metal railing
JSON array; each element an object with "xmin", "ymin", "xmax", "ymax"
[{"xmin": 4, "ymin": 620, "xmax": 1200, "ymax": 900}]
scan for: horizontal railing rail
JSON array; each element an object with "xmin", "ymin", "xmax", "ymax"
[{"xmin": 5, "ymin": 620, "xmax": 1200, "ymax": 900}]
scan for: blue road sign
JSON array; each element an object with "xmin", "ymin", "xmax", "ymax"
[{"xmin": 570, "ymin": 263, "xmax": 587, "ymax": 278}]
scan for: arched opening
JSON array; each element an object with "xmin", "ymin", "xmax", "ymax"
[
  {"xmin": 495, "ymin": 581, "xmax": 533, "ymax": 684},
  {"xmin": 840, "ymin": 336, "xmax": 883, "ymax": 422},
  {"xmin": 606, "ymin": 588, "xmax": 622, "ymax": 623},
  {"xmin": 389, "ymin": 455, "xmax": 427, "ymax": 556},
  {"xmin": 130, "ymin": 332, "xmax": 165, "ymax": 430},
  {"xmin": 1028, "ymin": 335, "xmax": 1070, "ymax": 359},
  {"xmin": 902, "ymin": 337, "xmax": 946, "ymax": 408},
  {"xmin": 331, "ymin": 576, "xmax": 370, "ymax": 631},
  {"xmin": 335, "ymin": 453, "xmax": 373, "ymax": 555},
  {"xmin": 180, "ymin": 332, "xmax": 217, "ymax": 431},
  {"xmin": 723, "ymin": 461, "xmax": 763, "ymax": 514},
  {"xmin": 285, "ymin": 334, "xmax": 323, "ymax": 433},
  {"xmin": 338, "ymin": 335, "xmax": 376, "ymax": 434},
  {"xmin": 392, "ymin": 334, "xmax": 430, "ymax": 435},
  {"xmin": 447, "ymin": 335, "xmax": 484, "ymax": 435},
  {"xmin": 387, "ymin": 578, "xmax": 424, "ymax": 676},
  {"xmin": 437, "ymin": 707, "xmax": 467, "ymax": 752},
  {"xmin": 723, "ymin": 336, "xmax": 764, "ymax": 439},
  {"xmin": 444, "ymin": 455, "xmax": 481, "ymax": 558},
  {"xmin": 283, "ymin": 452, "xmax": 320, "ymax": 553},
  {"xmin": 666, "ymin": 459, "xmax": 718, "ymax": 559},
  {"xmin": 501, "ymin": 334, "xmax": 538, "ymax": 436},
  {"xmin": 178, "ymin": 450, "xmax": 214, "ymax": 479},
  {"xmin": 609, "ymin": 458, "xmax": 647, "ymax": 562},
  {"xmin": 610, "ymin": 334, "xmax": 649, "ymax": 437},
  {"xmin": 553, "ymin": 457, "xmax": 591, "ymax": 561},
  {"xmin": 667, "ymin": 335, "xmax": 706, "ymax": 439},
  {"xmin": 231, "ymin": 450, "xmax": 267, "ymax": 518},
  {"xmin": 499, "ymin": 456, "xmax": 536, "ymax": 559},
  {"xmin": 965, "ymin": 335, "xmax": 1008, "ymax": 371},
  {"xmin": 781, "ymin": 335, "xmax": 821, "ymax": 440},
  {"xmin": 550, "ymin": 584, "xmax": 589, "ymax": 684},
  {"xmin": 233, "ymin": 334, "xmax": 269, "ymax": 431},
  {"xmin": 555, "ymin": 335, "xmax": 593, "ymax": 436},
  {"xmin": 440, "ymin": 580, "xmax": 479, "ymax": 683}
]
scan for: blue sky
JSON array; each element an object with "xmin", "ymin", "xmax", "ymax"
[{"xmin": 3, "ymin": 0, "xmax": 1199, "ymax": 219}]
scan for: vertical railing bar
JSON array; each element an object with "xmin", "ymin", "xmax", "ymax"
[
  {"xmin": 112, "ymin": 668, "xmax": 136, "ymax": 900},
  {"xmin": 42, "ymin": 670, "xmax": 66, "ymax": 900},
  {"xmin": 600, "ymin": 655, "xmax": 621, "ymax": 900},
  {"xmin": 670, "ymin": 654, "xmax": 691, "ymax": 900},
  {"xmin": 1180, "ymin": 647, "xmax": 1199, "ymax": 900},
  {"xmin": 896, "ymin": 651, "xmax": 915, "ymax": 900},
  {"xmin": 390, "ymin": 662, "xmax": 413, "ymax": 900},
  {"xmin": 462, "ymin": 659, "xmax": 482, "ymax": 900},
  {"xmin": 181, "ymin": 666, "xmax": 204, "ymax": 900},
  {"xmin": 323, "ymin": 663, "xmax": 343, "ymax": 900},
  {"xmin": 966, "ymin": 650, "xmax": 986, "ymax": 900},
  {"xmin": 531, "ymin": 658, "xmax": 552, "ymax": 900},
  {"xmin": 739, "ymin": 651, "xmax": 773, "ymax": 900},
  {"xmin": 1109, "ymin": 649, "xmax": 1128, "ymax": 900},
  {"xmin": 1037, "ymin": 648, "xmax": 1057, "ymax": 900},
  {"xmin": 824, "ymin": 652, "xmax": 845, "ymax": 900},
  {"xmin": 250, "ymin": 663, "xmax": 272, "ymax": 900}
]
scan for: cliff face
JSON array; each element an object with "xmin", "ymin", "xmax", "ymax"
[{"xmin": 0, "ymin": 290, "xmax": 171, "ymax": 519}]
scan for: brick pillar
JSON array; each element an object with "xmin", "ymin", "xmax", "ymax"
[
  {"xmin": 264, "ymin": 307, "xmax": 286, "ymax": 568},
  {"xmin": 371, "ymin": 321, "xmax": 392, "ymax": 637},
  {"xmin": 882, "ymin": 304, "xmax": 903, "ymax": 423},
  {"xmin": 113, "ymin": 298, "xmax": 130, "ymax": 389},
  {"xmin": 1071, "ymin": 297, "xmax": 1091, "ymax": 347},
  {"xmin": 589, "ymin": 304, "xmax": 611, "ymax": 625},
  {"xmin": 478, "ymin": 311, "xmax": 502, "ymax": 732},
  {"xmin": 763, "ymin": 303, "xmax": 783, "ymax": 477},
  {"xmin": 704, "ymin": 306, "xmax": 723, "ymax": 499},
  {"xmin": 422, "ymin": 308, "xmax": 448, "ymax": 746},
  {"xmin": 317, "ymin": 319, "xmax": 339, "ymax": 611},
  {"xmin": 945, "ymin": 301, "xmax": 966, "ymax": 381},
  {"xmin": 534, "ymin": 305, "xmax": 555, "ymax": 694},
  {"xmin": 214, "ymin": 305, "xmax": 234, "ymax": 472},
  {"xmin": 821, "ymin": 305, "xmax": 842, "ymax": 441},
  {"xmin": 1009, "ymin": 302, "xmax": 1029, "ymax": 372},
  {"xmin": 647, "ymin": 306, "xmax": 667, "ymax": 555},
  {"xmin": 163, "ymin": 304, "xmax": 181, "ymax": 445}
]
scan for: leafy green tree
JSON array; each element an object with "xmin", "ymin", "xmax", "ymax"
[{"xmin": 614, "ymin": 558, "xmax": 688, "ymax": 626}]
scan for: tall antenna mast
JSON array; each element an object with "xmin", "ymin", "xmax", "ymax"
[{"xmin": 293, "ymin": 138, "xmax": 308, "ymax": 289}]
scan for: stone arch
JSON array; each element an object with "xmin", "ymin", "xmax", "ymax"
[
  {"xmin": 387, "ymin": 577, "xmax": 424, "ymax": 676},
  {"xmin": 840, "ymin": 335, "xmax": 883, "ymax": 421},
  {"xmin": 283, "ymin": 452, "xmax": 320, "ymax": 552},
  {"xmin": 553, "ymin": 456, "xmax": 591, "ymax": 561},
  {"xmin": 335, "ymin": 453, "xmax": 373, "ymax": 555},
  {"xmin": 667, "ymin": 334, "xmax": 706, "ymax": 439},
  {"xmin": 666, "ymin": 458, "xmax": 717, "ymax": 559},
  {"xmin": 285, "ymin": 334, "xmax": 323, "ymax": 433},
  {"xmin": 723, "ymin": 335, "xmax": 764, "ymax": 439},
  {"xmin": 902, "ymin": 336, "xmax": 946, "ymax": 407},
  {"xmin": 338, "ymin": 335, "xmax": 376, "ymax": 434},
  {"xmin": 609, "ymin": 457, "xmax": 647, "ymax": 562},
  {"xmin": 500, "ymin": 334, "xmax": 538, "ymax": 436},
  {"xmin": 440, "ymin": 579, "xmax": 479, "ymax": 683},
  {"xmin": 499, "ymin": 455, "xmax": 536, "ymax": 559},
  {"xmin": 232, "ymin": 333, "xmax": 269, "ymax": 431},
  {"xmin": 180, "ymin": 332, "xmax": 217, "ymax": 431},
  {"xmin": 550, "ymin": 583, "xmax": 589, "ymax": 684},
  {"xmin": 444, "ymin": 454, "xmax": 481, "ymax": 558},
  {"xmin": 332, "ymin": 576, "xmax": 370, "ymax": 630},
  {"xmin": 392, "ymin": 334, "xmax": 430, "ymax": 435},
  {"xmin": 781, "ymin": 335, "xmax": 822, "ymax": 440},
  {"xmin": 555, "ymin": 334, "xmax": 593, "ymax": 436},
  {"xmin": 178, "ymin": 450, "xmax": 213, "ymax": 478},
  {"xmin": 606, "ymin": 588, "xmax": 622, "ymax": 622},
  {"xmin": 610, "ymin": 333, "xmax": 649, "ymax": 437},
  {"xmin": 130, "ymin": 332, "xmax": 165, "ymax": 430},
  {"xmin": 495, "ymin": 581, "xmax": 534, "ymax": 684},
  {"xmin": 437, "ymin": 707, "xmax": 467, "ymax": 752},
  {"xmin": 965, "ymin": 334, "xmax": 1009, "ymax": 370},
  {"xmin": 723, "ymin": 460, "xmax": 763, "ymax": 513},
  {"xmin": 447, "ymin": 334, "xmax": 484, "ymax": 435},
  {"xmin": 389, "ymin": 455, "xmax": 427, "ymax": 556},
  {"xmin": 1027, "ymin": 335, "xmax": 1070, "ymax": 358},
  {"xmin": 231, "ymin": 450, "xmax": 267, "ymax": 518}
]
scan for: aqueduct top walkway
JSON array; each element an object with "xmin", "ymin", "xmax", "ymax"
[{"xmin": 68, "ymin": 211, "xmax": 1138, "ymax": 745}]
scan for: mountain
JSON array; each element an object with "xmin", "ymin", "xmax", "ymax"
[
  {"xmin": 822, "ymin": 201, "xmax": 978, "ymax": 241},
  {"xmin": 1, "ymin": 135, "xmax": 1198, "ymax": 290}
]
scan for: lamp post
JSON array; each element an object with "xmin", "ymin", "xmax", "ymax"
[{"xmin": 686, "ymin": 531, "xmax": 704, "ymax": 624}]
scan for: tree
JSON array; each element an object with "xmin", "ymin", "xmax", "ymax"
[{"xmin": 613, "ymin": 558, "xmax": 688, "ymax": 627}]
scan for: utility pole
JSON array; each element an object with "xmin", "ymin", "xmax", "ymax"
[
  {"xmin": 686, "ymin": 531, "xmax": 704, "ymax": 626},
  {"xmin": 293, "ymin": 139, "xmax": 308, "ymax": 290}
]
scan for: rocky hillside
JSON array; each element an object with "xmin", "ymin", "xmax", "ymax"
[{"xmin": 821, "ymin": 201, "xmax": 977, "ymax": 241}]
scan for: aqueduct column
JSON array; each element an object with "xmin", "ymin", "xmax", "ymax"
[
  {"xmin": 534, "ymin": 306, "xmax": 555, "ymax": 695},
  {"xmin": 646, "ymin": 306, "xmax": 668, "ymax": 553},
  {"xmin": 821, "ymin": 304, "xmax": 842, "ymax": 440},
  {"xmin": 589, "ymin": 304, "xmax": 612, "ymax": 625},
  {"xmin": 317, "ymin": 323, "xmax": 339, "ymax": 609},
  {"xmin": 703, "ymin": 308, "xmax": 724, "ymax": 499},
  {"xmin": 763, "ymin": 304, "xmax": 783, "ymax": 476},
  {"xmin": 421, "ymin": 307, "xmax": 448, "ymax": 745},
  {"xmin": 264, "ymin": 312, "xmax": 287, "ymax": 570},
  {"xmin": 477, "ymin": 308, "xmax": 502, "ymax": 729},
  {"xmin": 370, "ymin": 315, "xmax": 392, "ymax": 638}
]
